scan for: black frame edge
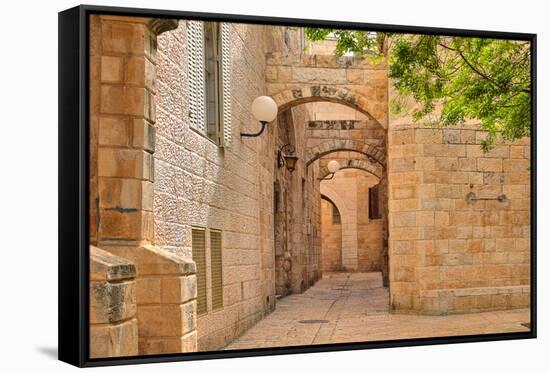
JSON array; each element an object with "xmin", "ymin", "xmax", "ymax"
[
  {"xmin": 58, "ymin": 5, "xmax": 87, "ymax": 368},
  {"xmin": 529, "ymin": 34, "xmax": 537, "ymax": 338},
  {"xmin": 56, "ymin": 4, "xmax": 537, "ymax": 368}
]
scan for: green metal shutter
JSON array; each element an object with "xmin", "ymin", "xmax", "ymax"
[
  {"xmin": 187, "ymin": 21, "xmax": 206, "ymax": 133},
  {"xmin": 210, "ymin": 230, "xmax": 223, "ymax": 310},
  {"xmin": 192, "ymin": 228, "xmax": 207, "ymax": 315}
]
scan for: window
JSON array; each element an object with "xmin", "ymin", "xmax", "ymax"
[
  {"xmin": 332, "ymin": 204, "xmax": 341, "ymax": 224},
  {"xmin": 210, "ymin": 230, "xmax": 223, "ymax": 310},
  {"xmin": 192, "ymin": 228, "xmax": 207, "ymax": 315},
  {"xmin": 187, "ymin": 21, "xmax": 232, "ymax": 147},
  {"xmin": 204, "ymin": 22, "xmax": 220, "ymax": 142},
  {"xmin": 192, "ymin": 227, "xmax": 224, "ymax": 315},
  {"xmin": 369, "ymin": 184, "xmax": 382, "ymax": 219}
]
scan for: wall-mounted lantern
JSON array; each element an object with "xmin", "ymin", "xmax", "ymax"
[
  {"xmin": 240, "ymin": 96, "xmax": 278, "ymax": 137},
  {"xmin": 277, "ymin": 144, "xmax": 299, "ymax": 173},
  {"xmin": 318, "ymin": 160, "xmax": 341, "ymax": 180}
]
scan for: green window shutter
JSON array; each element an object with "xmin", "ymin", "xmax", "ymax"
[
  {"xmin": 220, "ymin": 23, "xmax": 232, "ymax": 147},
  {"xmin": 192, "ymin": 228, "xmax": 207, "ymax": 315},
  {"xmin": 187, "ymin": 21, "xmax": 206, "ymax": 133},
  {"xmin": 210, "ymin": 230, "xmax": 223, "ymax": 310}
]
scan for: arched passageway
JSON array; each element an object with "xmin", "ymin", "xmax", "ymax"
[
  {"xmin": 272, "ymin": 97, "xmax": 389, "ymax": 284},
  {"xmin": 320, "ymin": 167, "xmax": 386, "ymax": 273},
  {"xmin": 320, "ymin": 195, "xmax": 343, "ymax": 272}
]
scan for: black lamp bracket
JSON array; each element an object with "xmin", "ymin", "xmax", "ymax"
[{"xmin": 241, "ymin": 121, "xmax": 268, "ymax": 137}]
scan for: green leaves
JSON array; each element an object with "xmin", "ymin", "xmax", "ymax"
[
  {"xmin": 304, "ymin": 27, "xmax": 381, "ymax": 56},
  {"xmin": 304, "ymin": 29, "xmax": 531, "ymax": 149}
]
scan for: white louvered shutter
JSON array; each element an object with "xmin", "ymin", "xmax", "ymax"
[
  {"xmin": 187, "ymin": 21, "xmax": 206, "ymax": 133},
  {"xmin": 220, "ymin": 23, "xmax": 232, "ymax": 147}
]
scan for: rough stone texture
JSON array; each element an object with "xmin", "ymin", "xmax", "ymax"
[
  {"xmin": 89, "ymin": 15, "xmax": 198, "ymax": 356},
  {"xmin": 305, "ymin": 119, "xmax": 386, "ymax": 168},
  {"xmin": 266, "ymin": 52, "xmax": 389, "ymax": 127},
  {"xmin": 153, "ymin": 21, "xmax": 323, "ymax": 351},
  {"xmin": 387, "ymin": 124, "xmax": 530, "ymax": 315},
  {"xmin": 89, "ymin": 246, "xmax": 138, "ymax": 358},
  {"xmin": 100, "ymin": 244, "xmax": 198, "ymax": 354},
  {"xmin": 90, "ymin": 15, "xmax": 156, "ymax": 246}
]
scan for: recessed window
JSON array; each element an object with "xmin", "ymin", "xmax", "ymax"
[
  {"xmin": 204, "ymin": 22, "xmax": 221, "ymax": 143},
  {"xmin": 369, "ymin": 184, "xmax": 382, "ymax": 220},
  {"xmin": 187, "ymin": 21, "xmax": 232, "ymax": 147}
]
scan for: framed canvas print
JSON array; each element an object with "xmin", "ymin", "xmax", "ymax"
[{"xmin": 58, "ymin": 4, "xmax": 536, "ymax": 367}]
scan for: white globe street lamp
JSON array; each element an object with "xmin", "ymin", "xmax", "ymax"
[
  {"xmin": 318, "ymin": 160, "xmax": 341, "ymax": 180},
  {"xmin": 327, "ymin": 160, "xmax": 340, "ymax": 174},
  {"xmin": 241, "ymin": 96, "xmax": 278, "ymax": 137}
]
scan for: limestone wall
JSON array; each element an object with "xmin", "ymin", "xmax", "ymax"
[
  {"xmin": 89, "ymin": 15, "xmax": 199, "ymax": 356},
  {"xmin": 266, "ymin": 53, "xmax": 389, "ymax": 127},
  {"xmin": 153, "ymin": 21, "xmax": 322, "ymax": 351},
  {"xmin": 89, "ymin": 246, "xmax": 138, "ymax": 358},
  {"xmin": 357, "ymin": 174, "xmax": 385, "ymax": 272},
  {"xmin": 321, "ymin": 198, "xmax": 343, "ymax": 271},
  {"xmin": 387, "ymin": 125, "xmax": 530, "ymax": 314}
]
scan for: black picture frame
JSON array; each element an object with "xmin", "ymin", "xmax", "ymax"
[{"xmin": 58, "ymin": 4, "xmax": 537, "ymax": 368}]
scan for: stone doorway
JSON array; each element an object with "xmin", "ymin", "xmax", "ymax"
[{"xmin": 320, "ymin": 168, "xmax": 386, "ymax": 274}]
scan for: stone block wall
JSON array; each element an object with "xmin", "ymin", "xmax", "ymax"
[
  {"xmin": 89, "ymin": 15, "xmax": 156, "ymax": 247},
  {"xmin": 307, "ymin": 101, "xmax": 369, "ymax": 121},
  {"xmin": 153, "ymin": 21, "xmax": 321, "ymax": 351},
  {"xmin": 292, "ymin": 105, "xmax": 322, "ymax": 290},
  {"xmin": 89, "ymin": 15, "xmax": 199, "ymax": 356},
  {"xmin": 387, "ymin": 124, "xmax": 530, "ymax": 314},
  {"xmin": 266, "ymin": 52, "xmax": 388, "ymax": 127},
  {"xmin": 154, "ymin": 20, "xmax": 270, "ymax": 351},
  {"xmin": 357, "ymin": 174, "xmax": 385, "ymax": 272},
  {"xmin": 321, "ymin": 198, "xmax": 343, "ymax": 271},
  {"xmin": 89, "ymin": 246, "xmax": 138, "ymax": 358}
]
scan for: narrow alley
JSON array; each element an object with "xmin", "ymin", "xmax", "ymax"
[{"xmin": 226, "ymin": 273, "xmax": 529, "ymax": 350}]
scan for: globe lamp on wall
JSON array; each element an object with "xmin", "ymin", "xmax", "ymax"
[
  {"xmin": 318, "ymin": 160, "xmax": 341, "ymax": 180},
  {"xmin": 241, "ymin": 96, "xmax": 278, "ymax": 137}
]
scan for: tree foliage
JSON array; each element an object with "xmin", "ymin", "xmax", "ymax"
[{"xmin": 304, "ymin": 28, "xmax": 531, "ymax": 149}]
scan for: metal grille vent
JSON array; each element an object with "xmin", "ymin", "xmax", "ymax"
[
  {"xmin": 192, "ymin": 228, "xmax": 207, "ymax": 315},
  {"xmin": 210, "ymin": 230, "xmax": 223, "ymax": 310}
]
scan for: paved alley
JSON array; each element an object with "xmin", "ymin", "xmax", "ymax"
[{"xmin": 225, "ymin": 272, "xmax": 530, "ymax": 349}]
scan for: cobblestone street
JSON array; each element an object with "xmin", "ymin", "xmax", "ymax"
[{"xmin": 225, "ymin": 272, "xmax": 530, "ymax": 350}]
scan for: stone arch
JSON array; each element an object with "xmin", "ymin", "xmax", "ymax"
[
  {"xmin": 305, "ymin": 139, "xmax": 386, "ymax": 168},
  {"xmin": 319, "ymin": 158, "xmax": 384, "ymax": 180},
  {"xmin": 321, "ymin": 194, "xmax": 339, "ymax": 210},
  {"xmin": 271, "ymin": 86, "xmax": 385, "ymax": 128},
  {"xmin": 319, "ymin": 187, "xmax": 349, "ymax": 229}
]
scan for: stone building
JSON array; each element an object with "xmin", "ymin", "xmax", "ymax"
[{"xmin": 87, "ymin": 15, "xmax": 530, "ymax": 357}]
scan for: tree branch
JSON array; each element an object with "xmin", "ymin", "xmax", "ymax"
[{"xmin": 438, "ymin": 42, "xmax": 530, "ymax": 94}]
